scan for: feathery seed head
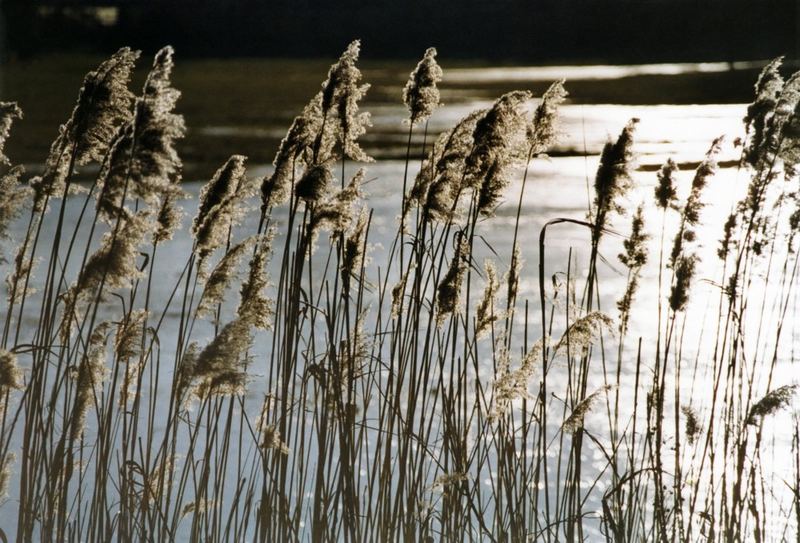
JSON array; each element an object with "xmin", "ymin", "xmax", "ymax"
[
  {"xmin": 682, "ymin": 405, "xmax": 702, "ymax": 444},
  {"xmin": 684, "ymin": 137, "xmax": 723, "ymax": 225},
  {"xmin": 194, "ymin": 155, "xmax": 246, "ymax": 234},
  {"xmin": 127, "ymin": 46, "xmax": 184, "ymax": 199},
  {"xmin": 296, "ymin": 163, "xmax": 334, "ymax": 203},
  {"xmin": 424, "ymin": 109, "xmax": 487, "ymax": 220},
  {"xmin": 655, "ymin": 158, "xmax": 679, "ymax": 210},
  {"xmin": 744, "ymin": 57, "xmax": 784, "ymax": 167},
  {"xmin": 71, "ymin": 322, "xmax": 111, "ymax": 442},
  {"xmin": 321, "ymin": 40, "xmax": 361, "ymax": 115},
  {"xmin": 408, "ymin": 129, "xmax": 447, "ymax": 208},
  {"xmin": 467, "ymin": 91, "xmax": 531, "ymax": 215},
  {"xmin": 0, "ymin": 453, "xmax": 14, "ymax": 498},
  {"xmin": 336, "ymin": 83, "xmax": 372, "ymax": 163},
  {"xmin": 506, "ymin": 243, "xmax": 523, "ymax": 305},
  {"xmin": 436, "ymin": 234, "xmax": 470, "ymax": 324},
  {"xmin": 719, "ymin": 213, "xmax": 738, "ymax": 260},
  {"xmin": 195, "ymin": 370, "xmax": 248, "ymax": 399},
  {"xmin": 42, "ymin": 47, "xmax": 140, "ymax": 214},
  {"xmin": 619, "ymin": 204, "xmax": 649, "ymax": 269},
  {"xmin": 96, "ymin": 47, "xmax": 184, "ymax": 221},
  {"xmin": 593, "ymin": 118, "xmax": 638, "ymax": 232},
  {"xmin": 60, "ymin": 213, "xmax": 151, "ymax": 341},
  {"xmin": 391, "ymin": 265, "xmax": 413, "ymax": 317},
  {"xmin": 153, "ymin": 172, "xmax": 186, "ymax": 243},
  {"xmin": 116, "ymin": 309, "xmax": 147, "ymax": 405},
  {"xmin": 32, "ymin": 130, "xmax": 83, "ymax": 213},
  {"xmin": 308, "ymin": 168, "xmax": 364, "ymax": 238},
  {"xmin": 318, "ymin": 40, "xmax": 372, "ymax": 162},
  {"xmin": 475, "ymin": 259, "xmax": 500, "ymax": 338},
  {"xmin": 0, "ymin": 102, "xmax": 22, "ymax": 166},
  {"xmin": 0, "ymin": 349, "xmax": 22, "ymax": 390},
  {"xmin": 774, "ymin": 73, "xmax": 800, "ymax": 172},
  {"xmin": 489, "ymin": 337, "xmax": 545, "ymax": 421},
  {"xmin": 180, "ymin": 499, "xmax": 214, "ymax": 518},
  {"xmin": 432, "ymin": 472, "xmax": 468, "ymax": 491},
  {"xmin": 617, "ymin": 205, "xmax": 649, "ymax": 327},
  {"xmin": 261, "ymin": 115, "xmax": 312, "ymax": 209},
  {"xmin": 71, "ymin": 211, "xmax": 152, "ymax": 304},
  {"xmin": 193, "ymin": 155, "xmax": 252, "ymax": 263},
  {"xmin": 669, "ymin": 254, "xmax": 698, "ymax": 312},
  {"xmin": 142, "ymin": 47, "xmax": 180, "ymax": 114},
  {"xmin": 554, "ymin": 311, "xmax": 614, "ymax": 356},
  {"xmin": 197, "ymin": 236, "xmax": 255, "ymax": 317},
  {"xmin": 180, "ymin": 318, "xmax": 253, "ymax": 399},
  {"xmin": 115, "ymin": 309, "xmax": 147, "ymax": 363},
  {"xmin": 70, "ymin": 47, "xmax": 140, "ymax": 166},
  {"xmin": 0, "ymin": 166, "xmax": 30, "ymax": 253},
  {"xmin": 342, "ymin": 210, "xmax": 369, "ymax": 292},
  {"xmin": 403, "ymin": 47, "xmax": 443, "ymax": 125},
  {"xmin": 746, "ymin": 384, "xmax": 797, "ymax": 425},
  {"xmin": 238, "ymin": 232, "xmax": 274, "ymax": 331},
  {"xmin": 261, "ymin": 425, "xmax": 290, "ymax": 455},
  {"xmin": 562, "ymin": 385, "xmax": 614, "ymax": 433},
  {"xmin": 6, "ymin": 247, "xmax": 36, "ymax": 308},
  {"xmin": 527, "ymin": 80, "xmax": 567, "ymax": 154}
]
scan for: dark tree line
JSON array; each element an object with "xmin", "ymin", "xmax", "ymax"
[{"xmin": 3, "ymin": 0, "xmax": 798, "ymax": 62}]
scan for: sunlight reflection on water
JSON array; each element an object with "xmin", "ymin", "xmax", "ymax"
[{"xmin": 444, "ymin": 61, "xmax": 767, "ymax": 83}]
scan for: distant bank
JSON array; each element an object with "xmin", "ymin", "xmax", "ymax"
[{"xmin": 2, "ymin": 0, "xmax": 798, "ymax": 63}]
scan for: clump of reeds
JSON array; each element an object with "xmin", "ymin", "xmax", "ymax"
[{"xmin": 0, "ymin": 44, "xmax": 798, "ymax": 543}]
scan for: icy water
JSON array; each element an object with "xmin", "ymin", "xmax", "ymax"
[{"xmin": 2, "ymin": 56, "xmax": 798, "ymax": 539}]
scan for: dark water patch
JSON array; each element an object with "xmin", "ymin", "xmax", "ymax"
[{"xmin": 638, "ymin": 159, "xmax": 739, "ymax": 172}]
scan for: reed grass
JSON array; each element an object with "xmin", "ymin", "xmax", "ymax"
[{"xmin": 0, "ymin": 42, "xmax": 798, "ymax": 542}]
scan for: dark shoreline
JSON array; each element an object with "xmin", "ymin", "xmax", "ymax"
[{"xmin": 8, "ymin": 0, "xmax": 799, "ymax": 65}]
